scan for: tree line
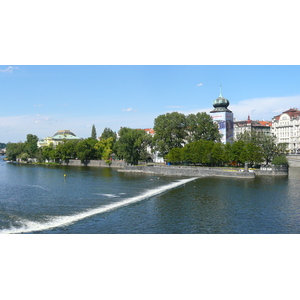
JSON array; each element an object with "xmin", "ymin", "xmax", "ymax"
[
  {"xmin": 166, "ymin": 133, "xmax": 288, "ymax": 167},
  {"xmin": 5, "ymin": 112, "xmax": 288, "ymax": 166}
]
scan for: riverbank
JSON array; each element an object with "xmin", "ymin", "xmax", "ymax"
[
  {"xmin": 119, "ymin": 164, "xmax": 289, "ymax": 178},
  {"xmin": 119, "ymin": 165, "xmax": 256, "ymax": 178},
  {"xmin": 5, "ymin": 158, "xmax": 288, "ymax": 177}
]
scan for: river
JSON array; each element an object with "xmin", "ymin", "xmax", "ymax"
[{"xmin": 1, "ymin": 158, "xmax": 300, "ymax": 234}]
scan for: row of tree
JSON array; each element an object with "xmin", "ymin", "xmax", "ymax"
[
  {"xmin": 5, "ymin": 127, "xmax": 152, "ymax": 165},
  {"xmin": 5, "ymin": 112, "xmax": 288, "ymax": 166},
  {"xmin": 166, "ymin": 131, "xmax": 288, "ymax": 167}
]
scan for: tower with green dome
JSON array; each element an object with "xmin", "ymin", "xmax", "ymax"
[{"xmin": 209, "ymin": 86, "xmax": 234, "ymax": 143}]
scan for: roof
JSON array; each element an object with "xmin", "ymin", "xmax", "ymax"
[
  {"xmin": 210, "ymin": 91, "xmax": 232, "ymax": 113},
  {"xmin": 258, "ymin": 121, "xmax": 272, "ymax": 127},
  {"xmin": 52, "ymin": 130, "xmax": 81, "ymax": 140},
  {"xmin": 273, "ymin": 108, "xmax": 300, "ymax": 120},
  {"xmin": 234, "ymin": 120, "xmax": 272, "ymax": 127},
  {"xmin": 144, "ymin": 128, "xmax": 155, "ymax": 135},
  {"xmin": 53, "ymin": 130, "xmax": 76, "ymax": 137}
]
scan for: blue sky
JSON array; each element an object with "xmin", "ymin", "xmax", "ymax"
[{"xmin": 1, "ymin": 65, "xmax": 300, "ymax": 143}]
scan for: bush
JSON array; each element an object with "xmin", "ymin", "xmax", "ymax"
[{"xmin": 272, "ymin": 155, "xmax": 288, "ymax": 166}]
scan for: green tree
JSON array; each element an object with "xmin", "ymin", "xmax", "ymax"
[
  {"xmin": 115, "ymin": 127, "xmax": 151, "ymax": 165},
  {"xmin": 181, "ymin": 140, "xmax": 215, "ymax": 165},
  {"xmin": 20, "ymin": 152, "xmax": 30, "ymax": 162},
  {"xmin": 40, "ymin": 143, "xmax": 56, "ymax": 161},
  {"xmin": 230, "ymin": 140, "xmax": 246, "ymax": 165},
  {"xmin": 76, "ymin": 138, "xmax": 98, "ymax": 163},
  {"xmin": 6, "ymin": 142, "xmax": 24, "ymax": 161},
  {"xmin": 56, "ymin": 140, "xmax": 79, "ymax": 163},
  {"xmin": 186, "ymin": 112, "xmax": 221, "ymax": 143},
  {"xmin": 153, "ymin": 112, "xmax": 187, "ymax": 157},
  {"xmin": 24, "ymin": 134, "xmax": 38, "ymax": 158},
  {"xmin": 100, "ymin": 128, "xmax": 117, "ymax": 141},
  {"xmin": 272, "ymin": 155, "xmax": 289, "ymax": 166},
  {"xmin": 91, "ymin": 124, "xmax": 97, "ymax": 139},
  {"xmin": 100, "ymin": 128, "xmax": 117, "ymax": 154},
  {"xmin": 237, "ymin": 131, "xmax": 278, "ymax": 165},
  {"xmin": 165, "ymin": 147, "xmax": 183, "ymax": 164},
  {"xmin": 211, "ymin": 142, "xmax": 225, "ymax": 166},
  {"xmin": 95, "ymin": 137, "xmax": 114, "ymax": 160}
]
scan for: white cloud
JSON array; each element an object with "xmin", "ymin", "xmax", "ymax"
[
  {"xmin": 0, "ymin": 66, "xmax": 18, "ymax": 73},
  {"xmin": 177, "ymin": 95, "xmax": 300, "ymax": 121},
  {"xmin": 229, "ymin": 95, "xmax": 300, "ymax": 120},
  {"xmin": 122, "ymin": 108, "xmax": 133, "ymax": 112},
  {"xmin": 196, "ymin": 83, "xmax": 204, "ymax": 87}
]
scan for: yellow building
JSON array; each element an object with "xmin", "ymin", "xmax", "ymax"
[{"xmin": 37, "ymin": 130, "xmax": 82, "ymax": 147}]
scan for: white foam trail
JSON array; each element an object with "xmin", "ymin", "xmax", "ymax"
[
  {"xmin": 30, "ymin": 185, "xmax": 50, "ymax": 191},
  {"xmin": 1, "ymin": 177, "xmax": 198, "ymax": 234},
  {"xmin": 93, "ymin": 193, "xmax": 119, "ymax": 198}
]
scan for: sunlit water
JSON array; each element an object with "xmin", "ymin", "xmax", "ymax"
[{"xmin": 1, "ymin": 158, "xmax": 300, "ymax": 234}]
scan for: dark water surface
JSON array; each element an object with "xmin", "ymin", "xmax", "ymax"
[{"xmin": 1, "ymin": 158, "xmax": 300, "ymax": 234}]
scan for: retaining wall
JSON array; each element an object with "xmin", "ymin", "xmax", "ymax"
[
  {"xmin": 287, "ymin": 155, "xmax": 300, "ymax": 167},
  {"xmin": 120, "ymin": 165, "xmax": 256, "ymax": 178},
  {"xmin": 60, "ymin": 159, "xmax": 126, "ymax": 168}
]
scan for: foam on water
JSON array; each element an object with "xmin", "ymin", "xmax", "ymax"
[
  {"xmin": 93, "ymin": 193, "xmax": 120, "ymax": 198},
  {"xmin": 0, "ymin": 177, "xmax": 198, "ymax": 234}
]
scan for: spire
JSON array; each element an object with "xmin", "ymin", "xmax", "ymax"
[
  {"xmin": 247, "ymin": 114, "xmax": 251, "ymax": 124},
  {"xmin": 219, "ymin": 84, "xmax": 223, "ymax": 98}
]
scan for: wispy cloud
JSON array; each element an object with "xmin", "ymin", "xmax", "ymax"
[
  {"xmin": 196, "ymin": 83, "xmax": 204, "ymax": 87},
  {"xmin": 0, "ymin": 66, "xmax": 18, "ymax": 73},
  {"xmin": 34, "ymin": 104, "xmax": 43, "ymax": 107},
  {"xmin": 122, "ymin": 108, "xmax": 138, "ymax": 112}
]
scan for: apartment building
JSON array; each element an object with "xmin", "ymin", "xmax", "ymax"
[
  {"xmin": 271, "ymin": 108, "xmax": 300, "ymax": 153},
  {"xmin": 234, "ymin": 115, "xmax": 272, "ymax": 140}
]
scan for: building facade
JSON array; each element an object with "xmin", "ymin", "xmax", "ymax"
[
  {"xmin": 37, "ymin": 130, "xmax": 82, "ymax": 147},
  {"xmin": 271, "ymin": 108, "xmax": 300, "ymax": 154},
  {"xmin": 209, "ymin": 90, "xmax": 234, "ymax": 144},
  {"xmin": 234, "ymin": 115, "xmax": 272, "ymax": 140}
]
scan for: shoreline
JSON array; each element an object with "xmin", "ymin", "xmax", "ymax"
[
  {"xmin": 119, "ymin": 165, "xmax": 288, "ymax": 178},
  {"xmin": 5, "ymin": 158, "xmax": 288, "ymax": 178}
]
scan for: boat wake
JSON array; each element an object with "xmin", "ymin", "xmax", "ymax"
[{"xmin": 0, "ymin": 177, "xmax": 198, "ymax": 234}]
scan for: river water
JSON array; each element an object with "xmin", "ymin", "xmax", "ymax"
[{"xmin": 1, "ymin": 158, "xmax": 300, "ymax": 234}]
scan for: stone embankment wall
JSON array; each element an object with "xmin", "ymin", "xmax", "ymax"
[
  {"xmin": 120, "ymin": 165, "xmax": 289, "ymax": 178},
  {"xmin": 287, "ymin": 155, "xmax": 300, "ymax": 167},
  {"xmin": 254, "ymin": 165, "xmax": 288, "ymax": 176},
  {"xmin": 119, "ymin": 165, "xmax": 256, "ymax": 178},
  {"xmin": 61, "ymin": 159, "xmax": 126, "ymax": 168}
]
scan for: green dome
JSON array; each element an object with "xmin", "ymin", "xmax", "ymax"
[
  {"xmin": 213, "ymin": 95, "xmax": 230, "ymax": 109},
  {"xmin": 210, "ymin": 88, "xmax": 232, "ymax": 113},
  {"xmin": 52, "ymin": 130, "xmax": 79, "ymax": 140}
]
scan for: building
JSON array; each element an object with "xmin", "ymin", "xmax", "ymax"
[
  {"xmin": 142, "ymin": 128, "xmax": 164, "ymax": 163},
  {"xmin": 271, "ymin": 108, "xmax": 300, "ymax": 154},
  {"xmin": 209, "ymin": 89, "xmax": 234, "ymax": 144},
  {"xmin": 37, "ymin": 130, "xmax": 82, "ymax": 147},
  {"xmin": 234, "ymin": 115, "xmax": 272, "ymax": 140}
]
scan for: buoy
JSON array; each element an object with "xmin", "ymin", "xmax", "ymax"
[{"xmin": 64, "ymin": 174, "xmax": 67, "ymax": 178}]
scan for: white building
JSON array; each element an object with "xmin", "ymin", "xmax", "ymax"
[
  {"xmin": 143, "ymin": 128, "xmax": 164, "ymax": 163},
  {"xmin": 271, "ymin": 108, "xmax": 300, "ymax": 154},
  {"xmin": 234, "ymin": 115, "xmax": 272, "ymax": 140}
]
